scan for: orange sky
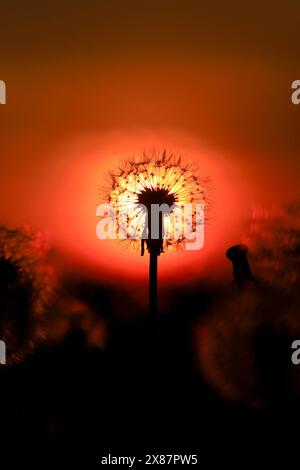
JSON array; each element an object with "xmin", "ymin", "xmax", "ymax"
[{"xmin": 0, "ymin": 1, "xmax": 299, "ymax": 284}]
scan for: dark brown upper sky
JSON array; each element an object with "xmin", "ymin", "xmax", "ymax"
[{"xmin": 0, "ymin": 1, "xmax": 299, "ymax": 61}]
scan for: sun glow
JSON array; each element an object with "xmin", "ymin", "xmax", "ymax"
[{"xmin": 46, "ymin": 131, "xmax": 246, "ymax": 282}]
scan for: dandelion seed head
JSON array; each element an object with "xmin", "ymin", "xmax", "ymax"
[{"xmin": 102, "ymin": 150, "xmax": 209, "ymax": 253}]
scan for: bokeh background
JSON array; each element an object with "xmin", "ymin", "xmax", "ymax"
[{"xmin": 0, "ymin": 0, "xmax": 300, "ymax": 466}]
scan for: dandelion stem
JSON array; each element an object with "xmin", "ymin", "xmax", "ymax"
[{"xmin": 149, "ymin": 251, "xmax": 158, "ymax": 329}]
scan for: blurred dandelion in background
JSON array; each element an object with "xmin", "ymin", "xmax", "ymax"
[
  {"xmin": 0, "ymin": 225, "xmax": 55, "ymax": 365},
  {"xmin": 196, "ymin": 202, "xmax": 300, "ymax": 407}
]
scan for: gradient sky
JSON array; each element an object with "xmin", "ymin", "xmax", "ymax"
[{"xmin": 0, "ymin": 0, "xmax": 299, "ymax": 282}]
